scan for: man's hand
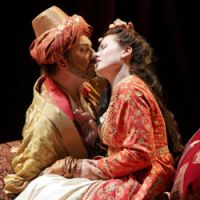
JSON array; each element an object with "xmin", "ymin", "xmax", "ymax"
[
  {"xmin": 98, "ymin": 19, "xmax": 134, "ymax": 43},
  {"xmin": 75, "ymin": 159, "xmax": 109, "ymax": 180},
  {"xmin": 41, "ymin": 159, "xmax": 65, "ymax": 176},
  {"xmin": 41, "ymin": 157, "xmax": 109, "ymax": 180},
  {"xmin": 109, "ymin": 18, "xmax": 134, "ymax": 30},
  {"xmin": 74, "ymin": 109, "xmax": 98, "ymax": 146}
]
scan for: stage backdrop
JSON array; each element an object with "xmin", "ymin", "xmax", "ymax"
[{"xmin": 0, "ymin": 0, "xmax": 199, "ymax": 144}]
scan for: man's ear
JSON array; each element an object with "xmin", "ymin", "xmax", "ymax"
[
  {"xmin": 57, "ymin": 57, "xmax": 69, "ymax": 69},
  {"xmin": 121, "ymin": 46, "xmax": 132, "ymax": 59}
]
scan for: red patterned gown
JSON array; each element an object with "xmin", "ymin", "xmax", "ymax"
[{"xmin": 84, "ymin": 75, "xmax": 175, "ymax": 200}]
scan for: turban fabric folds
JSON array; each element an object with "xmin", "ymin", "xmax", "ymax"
[{"xmin": 30, "ymin": 15, "xmax": 92, "ymax": 66}]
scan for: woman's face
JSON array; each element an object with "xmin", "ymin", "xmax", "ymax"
[{"xmin": 95, "ymin": 34, "xmax": 124, "ymax": 79}]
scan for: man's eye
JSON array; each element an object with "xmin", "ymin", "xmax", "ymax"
[{"xmin": 80, "ymin": 47, "xmax": 89, "ymax": 53}]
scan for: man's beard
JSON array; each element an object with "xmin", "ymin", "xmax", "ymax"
[{"xmin": 69, "ymin": 65, "xmax": 96, "ymax": 79}]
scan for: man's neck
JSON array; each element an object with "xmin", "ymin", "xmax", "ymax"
[{"xmin": 50, "ymin": 71, "xmax": 85, "ymax": 105}]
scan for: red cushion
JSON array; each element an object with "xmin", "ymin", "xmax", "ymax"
[
  {"xmin": 170, "ymin": 129, "xmax": 200, "ymax": 200},
  {"xmin": 0, "ymin": 140, "xmax": 21, "ymax": 200}
]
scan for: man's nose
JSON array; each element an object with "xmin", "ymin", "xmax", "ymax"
[{"xmin": 90, "ymin": 50, "xmax": 97, "ymax": 64}]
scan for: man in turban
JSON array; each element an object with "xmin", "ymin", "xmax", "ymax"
[{"xmin": 3, "ymin": 5, "xmax": 107, "ymax": 197}]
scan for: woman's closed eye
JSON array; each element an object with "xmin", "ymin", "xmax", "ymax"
[{"xmin": 98, "ymin": 44, "xmax": 107, "ymax": 52}]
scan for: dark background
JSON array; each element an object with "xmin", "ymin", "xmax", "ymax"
[{"xmin": 0, "ymin": 0, "xmax": 199, "ymax": 144}]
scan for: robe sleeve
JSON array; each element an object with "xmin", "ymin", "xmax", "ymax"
[
  {"xmin": 4, "ymin": 111, "xmax": 60, "ymax": 194},
  {"xmin": 12, "ymin": 119, "xmax": 58, "ymax": 179}
]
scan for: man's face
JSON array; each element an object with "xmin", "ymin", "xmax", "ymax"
[{"xmin": 66, "ymin": 35, "xmax": 96, "ymax": 79}]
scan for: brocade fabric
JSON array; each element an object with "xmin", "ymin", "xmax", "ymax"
[{"xmin": 85, "ymin": 75, "xmax": 175, "ymax": 200}]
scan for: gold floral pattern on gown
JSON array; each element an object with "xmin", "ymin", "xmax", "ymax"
[{"xmin": 84, "ymin": 75, "xmax": 175, "ymax": 200}]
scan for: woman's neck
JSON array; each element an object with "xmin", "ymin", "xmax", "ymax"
[{"xmin": 111, "ymin": 64, "xmax": 130, "ymax": 91}]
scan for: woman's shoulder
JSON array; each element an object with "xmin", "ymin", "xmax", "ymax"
[
  {"xmin": 116, "ymin": 75, "xmax": 149, "ymax": 95},
  {"xmin": 114, "ymin": 75, "xmax": 157, "ymax": 109}
]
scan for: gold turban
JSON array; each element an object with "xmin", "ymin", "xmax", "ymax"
[{"xmin": 30, "ymin": 6, "xmax": 92, "ymax": 66}]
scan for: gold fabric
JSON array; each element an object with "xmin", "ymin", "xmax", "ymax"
[{"xmin": 3, "ymin": 76, "xmax": 87, "ymax": 195}]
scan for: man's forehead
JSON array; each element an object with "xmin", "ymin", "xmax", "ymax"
[{"xmin": 76, "ymin": 35, "xmax": 92, "ymax": 46}]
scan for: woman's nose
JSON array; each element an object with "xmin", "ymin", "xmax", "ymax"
[{"xmin": 94, "ymin": 50, "xmax": 99, "ymax": 57}]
